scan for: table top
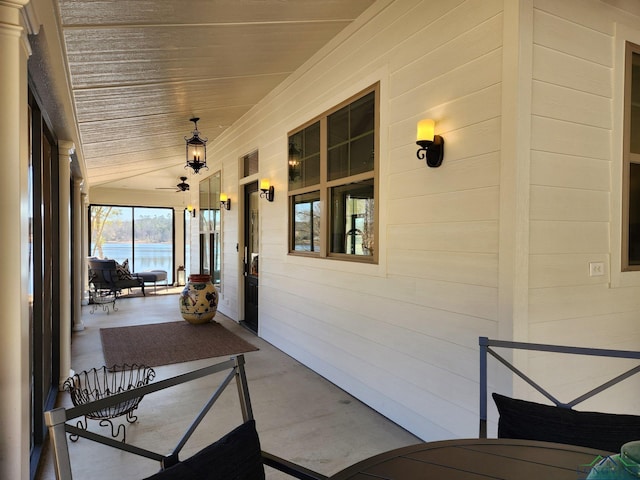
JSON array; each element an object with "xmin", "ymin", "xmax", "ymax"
[{"xmin": 329, "ymin": 438, "xmax": 611, "ymax": 479}]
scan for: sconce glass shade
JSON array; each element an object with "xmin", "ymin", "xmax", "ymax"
[
  {"xmin": 416, "ymin": 118, "xmax": 444, "ymax": 168},
  {"xmin": 416, "ymin": 119, "xmax": 435, "ymax": 142},
  {"xmin": 185, "ymin": 117, "xmax": 209, "ymax": 174},
  {"xmin": 259, "ymin": 179, "xmax": 274, "ymax": 202}
]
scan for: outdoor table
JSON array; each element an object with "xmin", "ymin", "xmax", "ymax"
[{"xmin": 329, "ymin": 438, "xmax": 612, "ymax": 479}]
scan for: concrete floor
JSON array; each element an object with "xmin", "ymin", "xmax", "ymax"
[{"xmin": 36, "ymin": 292, "xmax": 420, "ymax": 479}]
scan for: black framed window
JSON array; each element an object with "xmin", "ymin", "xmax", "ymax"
[{"xmin": 89, "ymin": 205, "xmax": 175, "ymax": 283}]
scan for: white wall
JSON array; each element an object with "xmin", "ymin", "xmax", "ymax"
[
  {"xmin": 208, "ymin": 0, "xmax": 506, "ymax": 440},
  {"xmin": 527, "ymin": 0, "xmax": 640, "ymax": 414}
]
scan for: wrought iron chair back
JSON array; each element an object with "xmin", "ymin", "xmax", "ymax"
[
  {"xmin": 479, "ymin": 336, "xmax": 640, "ymax": 438},
  {"xmin": 45, "ymin": 355, "xmax": 327, "ymax": 480},
  {"xmin": 88, "ymin": 259, "xmax": 120, "ymax": 294}
]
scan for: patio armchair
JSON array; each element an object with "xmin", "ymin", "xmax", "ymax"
[
  {"xmin": 479, "ymin": 337, "xmax": 640, "ymax": 453},
  {"xmin": 88, "ymin": 259, "xmax": 145, "ymax": 310},
  {"xmin": 44, "ymin": 354, "xmax": 328, "ymax": 480}
]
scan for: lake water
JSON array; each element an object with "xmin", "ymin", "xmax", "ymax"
[{"xmin": 95, "ymin": 242, "xmax": 191, "ymax": 282}]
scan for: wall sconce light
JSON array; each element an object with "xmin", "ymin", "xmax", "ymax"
[
  {"xmin": 259, "ymin": 179, "xmax": 274, "ymax": 202},
  {"xmin": 187, "ymin": 205, "xmax": 197, "ymax": 217},
  {"xmin": 416, "ymin": 119, "xmax": 444, "ymax": 168},
  {"xmin": 220, "ymin": 193, "xmax": 231, "ymax": 210},
  {"xmin": 185, "ymin": 117, "xmax": 209, "ymax": 174}
]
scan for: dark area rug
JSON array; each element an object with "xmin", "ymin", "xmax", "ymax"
[{"xmin": 100, "ymin": 320, "xmax": 259, "ymax": 367}]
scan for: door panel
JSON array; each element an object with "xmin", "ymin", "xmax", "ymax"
[{"xmin": 243, "ymin": 182, "xmax": 259, "ymax": 332}]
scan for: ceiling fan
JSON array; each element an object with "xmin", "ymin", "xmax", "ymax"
[{"xmin": 157, "ymin": 176, "xmax": 190, "ymax": 192}]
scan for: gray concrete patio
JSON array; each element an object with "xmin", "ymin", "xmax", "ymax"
[{"xmin": 36, "ymin": 292, "xmax": 420, "ymax": 479}]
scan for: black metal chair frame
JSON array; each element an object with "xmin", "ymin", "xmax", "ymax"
[
  {"xmin": 44, "ymin": 355, "xmax": 327, "ymax": 480},
  {"xmin": 479, "ymin": 336, "xmax": 640, "ymax": 437},
  {"xmin": 88, "ymin": 259, "xmax": 146, "ymax": 314}
]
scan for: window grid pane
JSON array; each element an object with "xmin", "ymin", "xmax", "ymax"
[
  {"xmin": 292, "ymin": 191, "xmax": 321, "ymax": 252},
  {"xmin": 329, "ymin": 180, "xmax": 375, "ymax": 257},
  {"xmin": 243, "ymin": 150, "xmax": 259, "ymax": 177},
  {"xmin": 631, "ymin": 51, "xmax": 640, "ymax": 154},
  {"xmin": 629, "ymin": 163, "xmax": 640, "ymax": 265},
  {"xmin": 289, "ymin": 122, "xmax": 321, "ymax": 190},
  {"xmin": 327, "ymin": 91, "xmax": 375, "ymax": 181}
]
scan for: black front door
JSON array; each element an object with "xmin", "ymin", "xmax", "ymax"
[{"xmin": 243, "ymin": 182, "xmax": 259, "ymax": 332}]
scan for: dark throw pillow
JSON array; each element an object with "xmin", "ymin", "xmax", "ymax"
[
  {"xmin": 116, "ymin": 259, "xmax": 133, "ymax": 280},
  {"xmin": 143, "ymin": 420, "xmax": 265, "ymax": 480},
  {"xmin": 493, "ymin": 392, "xmax": 640, "ymax": 453}
]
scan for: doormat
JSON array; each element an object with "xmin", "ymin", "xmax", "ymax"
[{"xmin": 100, "ymin": 320, "xmax": 259, "ymax": 368}]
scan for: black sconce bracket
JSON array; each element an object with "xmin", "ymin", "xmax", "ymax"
[
  {"xmin": 416, "ymin": 135, "xmax": 444, "ymax": 168},
  {"xmin": 260, "ymin": 186, "xmax": 275, "ymax": 202}
]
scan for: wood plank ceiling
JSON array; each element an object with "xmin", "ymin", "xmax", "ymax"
[{"xmin": 57, "ymin": 0, "xmax": 375, "ymax": 190}]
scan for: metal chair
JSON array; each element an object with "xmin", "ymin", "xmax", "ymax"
[
  {"xmin": 479, "ymin": 337, "xmax": 640, "ymax": 452},
  {"xmin": 88, "ymin": 259, "xmax": 146, "ymax": 313},
  {"xmin": 45, "ymin": 355, "xmax": 327, "ymax": 480}
]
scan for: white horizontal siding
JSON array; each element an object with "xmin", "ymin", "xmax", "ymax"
[
  {"xmin": 530, "ymin": 151, "xmax": 610, "ymax": 191},
  {"xmin": 387, "ymin": 221, "xmax": 498, "ymax": 253},
  {"xmin": 529, "ymin": 0, "xmax": 640, "ymax": 406},
  {"xmin": 532, "ymin": 46, "xmax": 611, "ymax": 97},
  {"xmin": 529, "ymin": 221, "xmax": 609, "ymax": 254},
  {"xmin": 530, "ymin": 186, "xmax": 610, "ymax": 222},
  {"xmin": 532, "ymin": 81, "xmax": 612, "ymax": 130},
  {"xmin": 207, "ymin": 0, "xmax": 640, "ymax": 443}
]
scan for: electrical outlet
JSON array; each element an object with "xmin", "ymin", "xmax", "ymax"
[{"xmin": 589, "ymin": 262, "xmax": 605, "ymax": 277}]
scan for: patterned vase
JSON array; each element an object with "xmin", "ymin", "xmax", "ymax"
[{"xmin": 179, "ymin": 274, "xmax": 219, "ymax": 324}]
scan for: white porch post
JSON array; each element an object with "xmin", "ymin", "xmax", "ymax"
[
  {"xmin": 58, "ymin": 141, "xmax": 74, "ymax": 385},
  {"xmin": 73, "ymin": 178, "xmax": 86, "ymax": 330},
  {"xmin": 0, "ymin": 2, "xmax": 33, "ymax": 479}
]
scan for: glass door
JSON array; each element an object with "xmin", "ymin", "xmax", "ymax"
[{"xmin": 199, "ymin": 172, "xmax": 221, "ymax": 285}]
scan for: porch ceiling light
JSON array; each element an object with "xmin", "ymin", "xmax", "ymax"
[{"xmin": 185, "ymin": 117, "xmax": 208, "ymax": 174}]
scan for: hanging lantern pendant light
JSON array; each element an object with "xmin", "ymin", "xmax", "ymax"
[{"xmin": 185, "ymin": 117, "xmax": 208, "ymax": 174}]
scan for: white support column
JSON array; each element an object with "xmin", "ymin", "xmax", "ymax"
[
  {"xmin": 0, "ymin": 2, "xmax": 32, "ymax": 479},
  {"xmin": 58, "ymin": 142, "xmax": 74, "ymax": 384},
  {"xmin": 498, "ymin": 0, "xmax": 534, "ymax": 401},
  {"xmin": 82, "ymin": 192, "xmax": 90, "ymax": 304},
  {"xmin": 73, "ymin": 179, "xmax": 85, "ymax": 330}
]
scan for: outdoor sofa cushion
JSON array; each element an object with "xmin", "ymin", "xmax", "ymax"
[
  {"xmin": 142, "ymin": 420, "xmax": 265, "ymax": 480},
  {"xmin": 493, "ymin": 392, "xmax": 640, "ymax": 453}
]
